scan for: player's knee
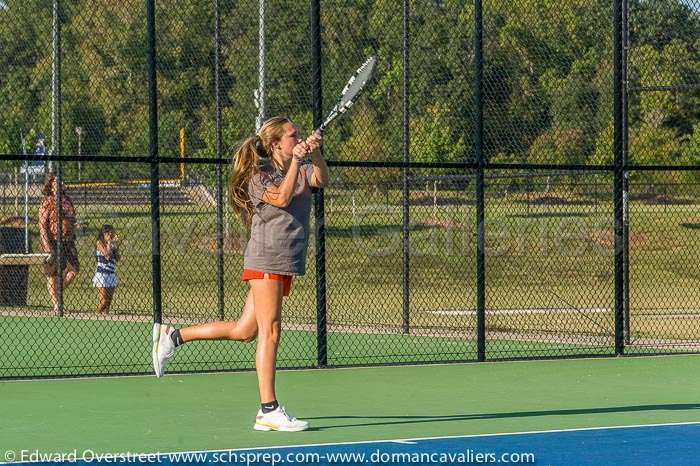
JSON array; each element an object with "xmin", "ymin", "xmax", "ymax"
[
  {"xmin": 241, "ymin": 328, "xmax": 258, "ymax": 343},
  {"xmin": 258, "ymin": 324, "xmax": 280, "ymax": 344}
]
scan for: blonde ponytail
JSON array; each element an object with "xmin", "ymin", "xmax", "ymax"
[{"xmin": 228, "ymin": 116, "xmax": 291, "ymax": 229}]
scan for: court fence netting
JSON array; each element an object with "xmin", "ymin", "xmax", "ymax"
[{"xmin": 0, "ymin": 0, "xmax": 698, "ymax": 378}]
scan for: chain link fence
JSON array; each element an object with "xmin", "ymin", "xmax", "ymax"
[{"xmin": 0, "ymin": 0, "xmax": 698, "ymax": 378}]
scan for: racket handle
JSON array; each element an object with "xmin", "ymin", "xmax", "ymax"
[{"xmin": 314, "ymin": 127, "xmax": 324, "ymax": 138}]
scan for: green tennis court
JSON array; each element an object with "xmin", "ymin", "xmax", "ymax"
[
  {"xmin": 1, "ymin": 314, "xmax": 617, "ymax": 378},
  {"xmin": 2, "ymin": 0, "xmax": 699, "ymax": 463},
  {"xmin": 2, "ymin": 354, "xmax": 699, "ymax": 458}
]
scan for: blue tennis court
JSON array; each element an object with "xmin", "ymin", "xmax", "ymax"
[{"xmin": 6, "ymin": 422, "xmax": 698, "ymax": 465}]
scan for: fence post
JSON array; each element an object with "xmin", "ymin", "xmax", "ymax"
[
  {"xmin": 621, "ymin": 0, "xmax": 631, "ymax": 345},
  {"xmin": 402, "ymin": 0, "xmax": 410, "ymax": 334},
  {"xmin": 52, "ymin": 0, "xmax": 63, "ymax": 317},
  {"xmin": 311, "ymin": 0, "xmax": 327, "ymax": 368},
  {"xmin": 613, "ymin": 0, "xmax": 625, "ymax": 356},
  {"xmin": 474, "ymin": 0, "xmax": 486, "ymax": 362},
  {"xmin": 215, "ymin": 0, "xmax": 225, "ymax": 320},
  {"xmin": 146, "ymin": 0, "xmax": 163, "ymax": 328},
  {"xmin": 256, "ymin": 0, "xmax": 266, "ymax": 131}
]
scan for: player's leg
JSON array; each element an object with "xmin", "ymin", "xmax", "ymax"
[
  {"xmin": 250, "ymin": 276, "xmax": 307, "ymax": 432},
  {"xmin": 250, "ymin": 277, "xmax": 283, "ymax": 405},
  {"xmin": 152, "ymin": 289, "xmax": 257, "ymax": 377},
  {"xmin": 180, "ymin": 289, "xmax": 258, "ymax": 343}
]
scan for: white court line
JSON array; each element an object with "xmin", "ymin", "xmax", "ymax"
[{"xmin": 129, "ymin": 420, "xmax": 700, "ymax": 455}]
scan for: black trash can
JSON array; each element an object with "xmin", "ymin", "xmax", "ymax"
[{"xmin": 0, "ymin": 227, "xmax": 30, "ymax": 306}]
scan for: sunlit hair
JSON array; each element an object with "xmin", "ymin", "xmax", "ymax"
[{"xmin": 227, "ymin": 116, "xmax": 290, "ymax": 229}]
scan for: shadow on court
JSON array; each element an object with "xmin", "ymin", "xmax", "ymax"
[
  {"xmin": 303, "ymin": 403, "xmax": 700, "ymax": 431},
  {"xmin": 326, "ymin": 223, "xmax": 434, "ymax": 238}
]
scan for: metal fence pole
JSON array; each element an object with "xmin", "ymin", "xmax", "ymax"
[
  {"xmin": 613, "ymin": 0, "xmax": 625, "ymax": 356},
  {"xmin": 402, "ymin": 0, "xmax": 410, "ymax": 334},
  {"xmin": 474, "ymin": 0, "xmax": 486, "ymax": 362},
  {"xmin": 215, "ymin": 0, "xmax": 225, "ymax": 320},
  {"xmin": 311, "ymin": 0, "xmax": 327, "ymax": 368},
  {"xmin": 255, "ymin": 0, "xmax": 266, "ymax": 131},
  {"xmin": 621, "ymin": 0, "xmax": 631, "ymax": 346},
  {"xmin": 52, "ymin": 0, "xmax": 63, "ymax": 317},
  {"xmin": 20, "ymin": 142, "xmax": 28, "ymax": 254},
  {"xmin": 14, "ymin": 167, "xmax": 19, "ymax": 216},
  {"xmin": 146, "ymin": 0, "xmax": 163, "ymax": 327},
  {"xmin": 20, "ymin": 131, "xmax": 29, "ymax": 254}
]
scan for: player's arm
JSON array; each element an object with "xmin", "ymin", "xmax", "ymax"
[
  {"xmin": 306, "ymin": 133, "xmax": 329, "ymax": 188},
  {"xmin": 261, "ymin": 143, "xmax": 310, "ymax": 208}
]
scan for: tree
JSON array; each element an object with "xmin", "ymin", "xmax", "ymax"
[
  {"xmin": 410, "ymin": 103, "xmax": 467, "ymax": 163},
  {"xmin": 339, "ymin": 102, "xmax": 397, "ymax": 192}
]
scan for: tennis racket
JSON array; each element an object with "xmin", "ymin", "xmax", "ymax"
[{"xmin": 315, "ymin": 56, "xmax": 376, "ymax": 136}]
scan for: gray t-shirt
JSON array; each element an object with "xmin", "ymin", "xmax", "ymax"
[{"xmin": 244, "ymin": 162, "xmax": 315, "ymax": 276}]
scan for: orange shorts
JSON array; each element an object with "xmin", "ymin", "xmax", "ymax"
[{"xmin": 241, "ymin": 269, "xmax": 293, "ymax": 296}]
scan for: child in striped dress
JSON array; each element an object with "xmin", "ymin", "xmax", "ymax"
[{"xmin": 93, "ymin": 224, "xmax": 119, "ymax": 314}]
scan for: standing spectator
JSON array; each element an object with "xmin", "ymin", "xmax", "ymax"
[
  {"xmin": 38, "ymin": 174, "xmax": 79, "ymax": 313},
  {"xmin": 93, "ymin": 224, "xmax": 119, "ymax": 314}
]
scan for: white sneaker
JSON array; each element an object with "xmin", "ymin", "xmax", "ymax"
[
  {"xmin": 152, "ymin": 323, "xmax": 178, "ymax": 377},
  {"xmin": 254, "ymin": 406, "xmax": 309, "ymax": 432}
]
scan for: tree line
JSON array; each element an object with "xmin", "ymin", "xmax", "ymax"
[{"xmin": 0, "ymin": 0, "xmax": 698, "ymax": 186}]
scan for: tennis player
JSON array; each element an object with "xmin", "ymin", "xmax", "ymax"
[{"xmin": 152, "ymin": 117, "xmax": 328, "ymax": 432}]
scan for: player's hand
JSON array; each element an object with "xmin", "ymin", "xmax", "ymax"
[
  {"xmin": 306, "ymin": 133, "xmax": 322, "ymax": 154},
  {"xmin": 293, "ymin": 141, "xmax": 310, "ymax": 161}
]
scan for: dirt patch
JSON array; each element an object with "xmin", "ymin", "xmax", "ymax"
[
  {"xmin": 420, "ymin": 217, "xmax": 457, "ymax": 229},
  {"xmin": 410, "ymin": 195, "xmax": 465, "ymax": 206},
  {"xmin": 633, "ymin": 193, "xmax": 696, "ymax": 205},
  {"xmin": 526, "ymin": 194, "xmax": 596, "ymax": 206},
  {"xmin": 0, "ymin": 216, "xmax": 36, "ymax": 228},
  {"xmin": 589, "ymin": 229, "xmax": 650, "ymax": 249}
]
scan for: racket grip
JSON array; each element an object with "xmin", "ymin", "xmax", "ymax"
[{"xmin": 314, "ymin": 127, "xmax": 324, "ymax": 138}]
